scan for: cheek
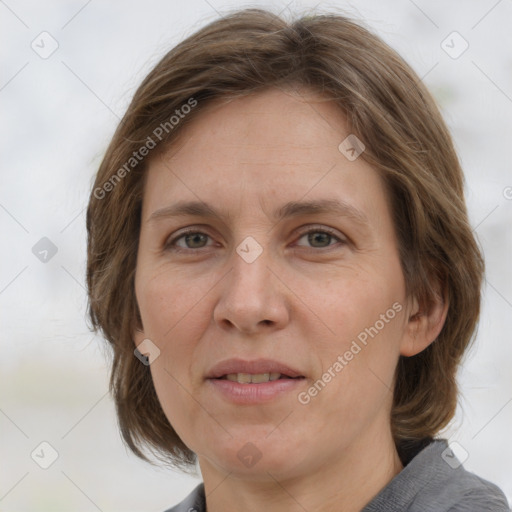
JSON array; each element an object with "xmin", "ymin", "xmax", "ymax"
[
  {"xmin": 137, "ymin": 269, "xmax": 215, "ymax": 440},
  {"xmin": 306, "ymin": 269, "xmax": 405, "ymax": 406},
  {"xmin": 139, "ymin": 274, "xmax": 206, "ymax": 389},
  {"xmin": 317, "ymin": 269, "xmax": 404, "ymax": 349},
  {"xmin": 302, "ymin": 322, "xmax": 403, "ymax": 443},
  {"xmin": 149, "ymin": 357, "xmax": 211, "ymax": 454},
  {"xmin": 136, "ymin": 265, "xmax": 212, "ymax": 342}
]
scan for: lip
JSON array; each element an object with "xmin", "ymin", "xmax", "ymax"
[
  {"xmin": 205, "ymin": 358, "xmax": 306, "ymax": 405},
  {"xmin": 206, "ymin": 358, "xmax": 304, "ymax": 379}
]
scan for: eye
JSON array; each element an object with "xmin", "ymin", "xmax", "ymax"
[
  {"xmin": 164, "ymin": 226, "xmax": 346, "ymax": 253},
  {"xmin": 165, "ymin": 229, "xmax": 214, "ymax": 252},
  {"xmin": 295, "ymin": 227, "xmax": 346, "ymax": 249}
]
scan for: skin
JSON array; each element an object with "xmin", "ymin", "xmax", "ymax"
[{"xmin": 133, "ymin": 86, "xmax": 448, "ymax": 512}]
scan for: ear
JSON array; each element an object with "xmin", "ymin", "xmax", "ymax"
[
  {"xmin": 131, "ymin": 297, "xmax": 147, "ymax": 349},
  {"xmin": 400, "ymin": 285, "xmax": 449, "ymax": 357},
  {"xmin": 133, "ymin": 327, "xmax": 146, "ymax": 348}
]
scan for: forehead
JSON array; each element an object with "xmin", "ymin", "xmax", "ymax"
[
  {"xmin": 141, "ymin": 87, "xmax": 391, "ymax": 230},
  {"xmin": 171, "ymin": 87, "xmax": 349, "ymax": 158}
]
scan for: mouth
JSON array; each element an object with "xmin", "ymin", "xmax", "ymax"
[
  {"xmin": 206, "ymin": 358, "xmax": 305, "ymax": 381},
  {"xmin": 215, "ymin": 373, "xmax": 304, "ymax": 384},
  {"xmin": 206, "ymin": 359, "xmax": 306, "ymax": 404}
]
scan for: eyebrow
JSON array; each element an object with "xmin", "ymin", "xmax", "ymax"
[{"xmin": 147, "ymin": 198, "xmax": 369, "ymax": 227}]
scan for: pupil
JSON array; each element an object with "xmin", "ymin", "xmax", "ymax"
[
  {"xmin": 309, "ymin": 232, "xmax": 330, "ymax": 247},
  {"xmin": 186, "ymin": 233, "xmax": 207, "ymax": 248}
]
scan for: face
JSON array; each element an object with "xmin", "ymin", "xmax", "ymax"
[{"xmin": 134, "ymin": 87, "xmax": 412, "ymax": 480}]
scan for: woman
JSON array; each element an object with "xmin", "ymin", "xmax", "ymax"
[{"xmin": 86, "ymin": 8, "xmax": 510, "ymax": 511}]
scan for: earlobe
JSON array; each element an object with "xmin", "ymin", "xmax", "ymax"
[{"xmin": 400, "ymin": 290, "xmax": 449, "ymax": 357}]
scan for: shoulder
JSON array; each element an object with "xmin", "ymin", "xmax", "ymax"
[
  {"xmin": 439, "ymin": 467, "xmax": 510, "ymax": 511},
  {"xmin": 162, "ymin": 483, "xmax": 206, "ymax": 512},
  {"xmin": 363, "ymin": 439, "xmax": 510, "ymax": 512},
  {"xmin": 439, "ymin": 464, "xmax": 510, "ymax": 512},
  {"xmin": 418, "ymin": 440, "xmax": 509, "ymax": 512}
]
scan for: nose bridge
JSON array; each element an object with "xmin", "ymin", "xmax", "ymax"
[
  {"xmin": 213, "ymin": 234, "xmax": 288, "ymax": 332},
  {"xmin": 229, "ymin": 234, "xmax": 272, "ymax": 300}
]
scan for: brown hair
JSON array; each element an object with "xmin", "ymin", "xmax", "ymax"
[{"xmin": 86, "ymin": 7, "xmax": 484, "ymax": 469}]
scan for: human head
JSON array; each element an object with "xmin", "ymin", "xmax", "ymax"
[{"xmin": 86, "ymin": 7, "xmax": 484, "ymax": 470}]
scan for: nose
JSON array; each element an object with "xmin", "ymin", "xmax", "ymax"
[{"xmin": 213, "ymin": 244, "xmax": 290, "ymax": 334}]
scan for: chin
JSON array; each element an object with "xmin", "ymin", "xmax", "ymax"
[{"xmin": 198, "ymin": 431, "xmax": 307, "ymax": 479}]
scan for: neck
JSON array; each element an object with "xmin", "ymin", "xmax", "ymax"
[{"xmin": 199, "ymin": 426, "xmax": 403, "ymax": 512}]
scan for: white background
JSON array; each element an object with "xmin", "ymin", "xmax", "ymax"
[{"xmin": 1, "ymin": 0, "xmax": 511, "ymax": 510}]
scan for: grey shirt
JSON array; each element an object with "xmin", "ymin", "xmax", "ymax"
[{"xmin": 163, "ymin": 439, "xmax": 510, "ymax": 511}]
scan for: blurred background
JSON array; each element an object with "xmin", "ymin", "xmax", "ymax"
[{"xmin": 1, "ymin": 0, "xmax": 511, "ymax": 510}]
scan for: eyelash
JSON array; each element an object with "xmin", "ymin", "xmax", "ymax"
[{"xmin": 164, "ymin": 226, "xmax": 347, "ymax": 254}]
